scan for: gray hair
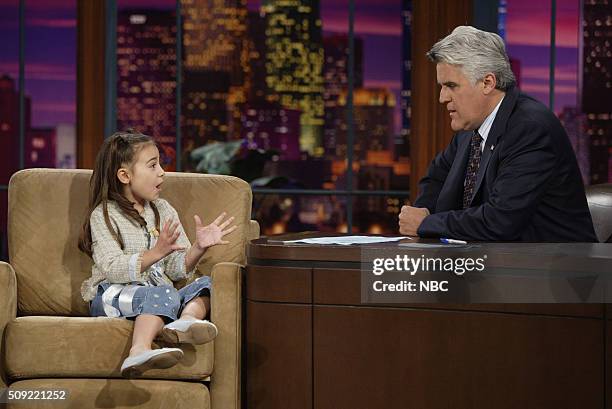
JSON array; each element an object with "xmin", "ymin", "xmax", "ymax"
[{"xmin": 427, "ymin": 26, "xmax": 516, "ymax": 91}]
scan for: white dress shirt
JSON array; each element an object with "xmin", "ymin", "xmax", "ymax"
[{"xmin": 476, "ymin": 96, "xmax": 505, "ymax": 151}]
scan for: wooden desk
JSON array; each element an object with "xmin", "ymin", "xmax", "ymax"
[{"xmin": 245, "ymin": 234, "xmax": 611, "ymax": 409}]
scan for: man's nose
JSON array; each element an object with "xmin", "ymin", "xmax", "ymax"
[{"xmin": 439, "ymin": 87, "xmax": 450, "ymax": 104}]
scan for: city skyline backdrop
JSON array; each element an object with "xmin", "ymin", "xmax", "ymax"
[
  {"xmin": 0, "ymin": 0, "xmax": 609, "ymax": 241},
  {"xmin": 0, "ymin": 0, "xmax": 590, "ymax": 128}
]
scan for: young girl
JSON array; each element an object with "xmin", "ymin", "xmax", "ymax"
[{"xmin": 78, "ymin": 129, "xmax": 236, "ymax": 378}]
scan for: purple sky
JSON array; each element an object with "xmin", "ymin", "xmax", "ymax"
[
  {"xmin": 0, "ymin": 0, "xmax": 583, "ymax": 130},
  {"xmin": 505, "ymin": 0, "xmax": 580, "ymax": 112},
  {"xmin": 0, "ymin": 0, "xmax": 76, "ymax": 127}
]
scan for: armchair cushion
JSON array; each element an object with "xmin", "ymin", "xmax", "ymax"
[
  {"xmin": 8, "ymin": 378, "xmax": 210, "ymax": 409},
  {"xmin": 5, "ymin": 316, "xmax": 213, "ymax": 381}
]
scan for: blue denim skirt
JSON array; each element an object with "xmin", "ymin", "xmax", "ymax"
[{"xmin": 90, "ymin": 276, "xmax": 211, "ymax": 323}]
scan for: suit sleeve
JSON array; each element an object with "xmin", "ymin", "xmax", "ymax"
[
  {"xmin": 413, "ymin": 133, "xmax": 459, "ymax": 213},
  {"xmin": 417, "ymin": 121, "xmax": 556, "ymax": 240}
]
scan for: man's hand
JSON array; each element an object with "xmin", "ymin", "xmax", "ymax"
[{"xmin": 398, "ymin": 206, "xmax": 430, "ymax": 236}]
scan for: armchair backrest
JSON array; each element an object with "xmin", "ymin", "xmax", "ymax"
[{"xmin": 8, "ymin": 169, "xmax": 253, "ymax": 316}]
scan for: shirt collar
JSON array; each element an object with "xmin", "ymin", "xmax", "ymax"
[{"xmin": 477, "ymin": 96, "xmax": 505, "ymax": 146}]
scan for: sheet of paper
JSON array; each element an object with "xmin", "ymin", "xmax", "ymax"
[
  {"xmin": 398, "ymin": 242, "xmax": 471, "ymax": 248},
  {"xmin": 280, "ymin": 235, "xmax": 410, "ymax": 245}
]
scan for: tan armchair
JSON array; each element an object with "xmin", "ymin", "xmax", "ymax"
[
  {"xmin": 585, "ymin": 183, "xmax": 612, "ymax": 243},
  {"xmin": 0, "ymin": 169, "xmax": 259, "ymax": 408}
]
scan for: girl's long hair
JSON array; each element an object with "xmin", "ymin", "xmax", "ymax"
[{"xmin": 78, "ymin": 129, "xmax": 161, "ymax": 258}]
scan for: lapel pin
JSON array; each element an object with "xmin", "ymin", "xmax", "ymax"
[{"xmin": 490, "ymin": 145, "xmax": 495, "ymax": 151}]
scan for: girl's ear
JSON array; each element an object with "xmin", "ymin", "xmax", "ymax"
[{"xmin": 117, "ymin": 168, "xmax": 131, "ymax": 185}]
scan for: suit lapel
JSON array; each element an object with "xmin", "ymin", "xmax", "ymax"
[{"xmin": 468, "ymin": 86, "xmax": 520, "ymax": 207}]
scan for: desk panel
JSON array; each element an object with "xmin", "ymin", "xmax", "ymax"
[
  {"xmin": 313, "ymin": 305, "xmax": 603, "ymax": 409},
  {"xmin": 246, "ymin": 301, "xmax": 312, "ymax": 409},
  {"xmin": 608, "ymin": 321, "xmax": 612, "ymax": 409},
  {"xmin": 247, "ymin": 265, "xmax": 311, "ymax": 304},
  {"xmin": 247, "ymin": 236, "xmax": 612, "ymax": 408},
  {"xmin": 312, "ymin": 267, "xmax": 604, "ymax": 318}
]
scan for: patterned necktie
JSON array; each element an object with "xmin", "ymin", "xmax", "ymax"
[{"xmin": 462, "ymin": 130, "xmax": 483, "ymax": 209}]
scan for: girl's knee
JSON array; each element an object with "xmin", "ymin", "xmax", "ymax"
[{"xmin": 194, "ymin": 275, "xmax": 211, "ymax": 286}]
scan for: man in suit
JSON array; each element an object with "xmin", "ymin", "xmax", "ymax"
[{"xmin": 399, "ymin": 26, "xmax": 596, "ymax": 242}]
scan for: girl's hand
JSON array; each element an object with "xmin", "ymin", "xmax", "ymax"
[
  {"xmin": 153, "ymin": 219, "xmax": 186, "ymax": 258},
  {"xmin": 194, "ymin": 212, "xmax": 237, "ymax": 250}
]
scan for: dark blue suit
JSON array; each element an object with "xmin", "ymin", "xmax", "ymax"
[{"xmin": 415, "ymin": 86, "xmax": 597, "ymax": 242}]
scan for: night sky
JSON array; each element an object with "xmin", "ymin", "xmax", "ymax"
[{"xmin": 0, "ymin": 0, "xmax": 582, "ymax": 129}]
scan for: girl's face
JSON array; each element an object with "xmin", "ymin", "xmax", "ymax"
[{"xmin": 118, "ymin": 143, "xmax": 165, "ymax": 206}]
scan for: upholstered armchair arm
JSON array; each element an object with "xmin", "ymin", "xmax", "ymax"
[
  {"xmin": 248, "ymin": 220, "xmax": 260, "ymax": 242},
  {"xmin": 0, "ymin": 262, "xmax": 17, "ymax": 388},
  {"xmin": 209, "ymin": 261, "xmax": 243, "ymax": 409}
]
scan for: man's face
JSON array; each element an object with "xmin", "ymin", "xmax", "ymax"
[{"xmin": 436, "ymin": 63, "xmax": 488, "ymax": 132}]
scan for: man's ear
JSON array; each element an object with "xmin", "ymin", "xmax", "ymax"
[
  {"xmin": 482, "ymin": 72, "xmax": 497, "ymax": 94},
  {"xmin": 117, "ymin": 168, "xmax": 131, "ymax": 185}
]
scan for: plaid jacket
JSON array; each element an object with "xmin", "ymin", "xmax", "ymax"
[{"xmin": 80, "ymin": 198, "xmax": 194, "ymax": 302}]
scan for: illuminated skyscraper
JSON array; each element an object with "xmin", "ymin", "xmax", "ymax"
[
  {"xmin": 182, "ymin": 69, "xmax": 231, "ymax": 171},
  {"xmin": 55, "ymin": 123, "xmax": 76, "ymax": 169},
  {"xmin": 399, "ymin": 0, "xmax": 412, "ymax": 159},
  {"xmin": 116, "ymin": 9, "xmax": 177, "ymax": 168},
  {"xmin": 581, "ymin": 0, "xmax": 611, "ymax": 184},
  {"xmin": 246, "ymin": 10, "xmax": 268, "ymax": 102},
  {"xmin": 182, "ymin": 0, "xmax": 248, "ymax": 142},
  {"xmin": 323, "ymin": 34, "xmax": 363, "ymax": 100},
  {"xmin": 262, "ymin": 0, "xmax": 325, "ymax": 156},
  {"xmin": 241, "ymin": 103, "xmax": 301, "ymax": 160},
  {"xmin": 332, "ymin": 88, "xmax": 395, "ymax": 158},
  {"xmin": 243, "ymin": 12, "xmax": 301, "ymax": 162},
  {"xmin": 182, "ymin": 0, "xmax": 248, "ymax": 86},
  {"xmin": 26, "ymin": 127, "xmax": 56, "ymax": 168},
  {"xmin": 322, "ymin": 34, "xmax": 363, "ymax": 157}
]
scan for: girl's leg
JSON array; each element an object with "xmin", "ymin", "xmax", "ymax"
[
  {"xmin": 129, "ymin": 314, "xmax": 165, "ymax": 357},
  {"xmin": 161, "ymin": 289, "xmax": 215, "ymax": 344},
  {"xmin": 179, "ymin": 296, "xmax": 210, "ymax": 320}
]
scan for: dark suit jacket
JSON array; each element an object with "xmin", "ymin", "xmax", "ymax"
[{"xmin": 415, "ymin": 86, "xmax": 597, "ymax": 242}]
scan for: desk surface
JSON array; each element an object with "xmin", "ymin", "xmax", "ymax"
[
  {"xmin": 249, "ymin": 233, "xmax": 612, "ymax": 303},
  {"xmin": 249, "ymin": 232, "xmax": 612, "ymax": 268}
]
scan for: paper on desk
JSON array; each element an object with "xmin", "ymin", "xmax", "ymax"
[{"xmin": 281, "ymin": 235, "xmax": 410, "ymax": 245}]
